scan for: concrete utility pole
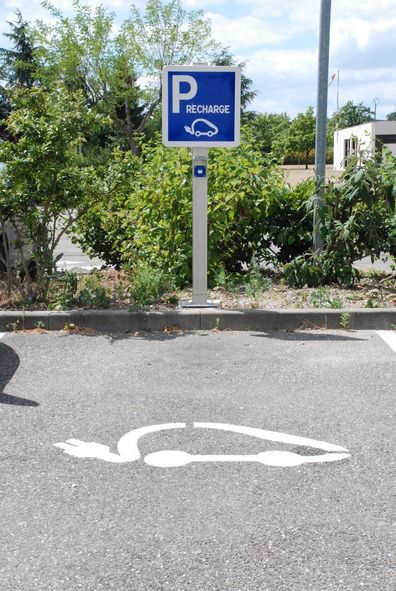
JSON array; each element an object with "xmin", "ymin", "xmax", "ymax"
[{"xmin": 313, "ymin": 0, "xmax": 332, "ymax": 255}]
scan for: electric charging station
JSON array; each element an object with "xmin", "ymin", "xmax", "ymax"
[{"xmin": 162, "ymin": 65, "xmax": 241, "ymax": 307}]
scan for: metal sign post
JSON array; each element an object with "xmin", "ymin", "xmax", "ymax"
[
  {"xmin": 314, "ymin": 0, "xmax": 332, "ymax": 255},
  {"xmin": 192, "ymin": 147, "xmax": 208, "ymax": 305},
  {"xmin": 162, "ymin": 65, "xmax": 241, "ymax": 306}
]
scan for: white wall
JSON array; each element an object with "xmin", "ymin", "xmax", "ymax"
[{"xmin": 333, "ymin": 120, "xmax": 396, "ymax": 170}]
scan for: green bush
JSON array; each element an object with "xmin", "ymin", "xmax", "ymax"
[
  {"xmin": 128, "ymin": 264, "xmax": 175, "ymax": 308},
  {"xmin": 76, "ymin": 273, "xmax": 110, "ymax": 308},
  {"xmin": 47, "ymin": 271, "xmax": 110, "ymax": 309},
  {"xmin": 74, "ymin": 131, "xmax": 313, "ymax": 287},
  {"xmin": 0, "ymin": 86, "xmax": 104, "ymax": 301},
  {"xmin": 285, "ymin": 150, "xmax": 396, "ymax": 287}
]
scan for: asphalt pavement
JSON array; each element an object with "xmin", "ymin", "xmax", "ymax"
[
  {"xmin": 54, "ymin": 233, "xmax": 103, "ymax": 272},
  {"xmin": 1, "ymin": 328, "xmax": 396, "ymax": 590}
]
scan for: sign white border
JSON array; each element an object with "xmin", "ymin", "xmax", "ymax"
[{"xmin": 162, "ymin": 65, "xmax": 241, "ymax": 148}]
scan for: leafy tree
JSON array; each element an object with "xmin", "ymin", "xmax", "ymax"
[
  {"xmin": 386, "ymin": 109, "xmax": 396, "ymax": 121},
  {"xmin": 35, "ymin": 0, "xmax": 219, "ymax": 154},
  {"xmin": 285, "ymin": 150, "xmax": 396, "ymax": 287},
  {"xmin": 35, "ymin": 1, "xmax": 143, "ymax": 153},
  {"xmin": 124, "ymin": 0, "xmax": 218, "ymax": 78},
  {"xmin": 120, "ymin": 0, "xmax": 220, "ymax": 147},
  {"xmin": 211, "ymin": 47, "xmax": 258, "ymax": 112},
  {"xmin": 328, "ymin": 100, "xmax": 373, "ymax": 136},
  {"xmin": 284, "ymin": 107, "xmax": 316, "ymax": 169},
  {"xmin": 0, "ymin": 9, "xmax": 37, "ymax": 88},
  {"xmin": 249, "ymin": 112, "xmax": 291, "ymax": 155},
  {"xmin": 339, "ymin": 100, "xmax": 373, "ymax": 128},
  {"xmin": 0, "ymin": 88, "xmax": 10, "ymax": 141},
  {"xmin": 0, "ymin": 9, "xmax": 39, "ymax": 140},
  {"xmin": 73, "ymin": 129, "xmax": 313, "ymax": 285},
  {"xmin": 0, "ymin": 86, "xmax": 104, "ymax": 301}
]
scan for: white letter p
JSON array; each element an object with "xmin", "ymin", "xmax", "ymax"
[{"xmin": 172, "ymin": 75, "xmax": 198, "ymax": 113}]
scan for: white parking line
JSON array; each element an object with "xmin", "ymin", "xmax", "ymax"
[
  {"xmin": 377, "ymin": 330, "xmax": 396, "ymax": 353},
  {"xmin": 0, "ymin": 333, "xmax": 5, "ymax": 340}
]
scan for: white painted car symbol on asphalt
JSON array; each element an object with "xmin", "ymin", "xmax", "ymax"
[{"xmin": 54, "ymin": 423, "xmax": 350, "ymax": 468}]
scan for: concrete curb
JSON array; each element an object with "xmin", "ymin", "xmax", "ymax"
[{"xmin": 1, "ymin": 308, "xmax": 396, "ymax": 333}]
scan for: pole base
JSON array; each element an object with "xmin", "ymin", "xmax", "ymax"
[{"xmin": 179, "ymin": 300, "xmax": 221, "ymax": 309}]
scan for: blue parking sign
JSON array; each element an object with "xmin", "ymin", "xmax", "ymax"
[{"xmin": 162, "ymin": 66, "xmax": 241, "ymax": 148}]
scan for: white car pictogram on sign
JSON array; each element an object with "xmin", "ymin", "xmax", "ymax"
[{"xmin": 184, "ymin": 119, "xmax": 219, "ymax": 137}]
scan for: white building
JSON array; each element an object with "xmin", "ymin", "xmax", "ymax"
[{"xmin": 333, "ymin": 120, "xmax": 396, "ymax": 170}]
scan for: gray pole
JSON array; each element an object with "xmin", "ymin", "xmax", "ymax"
[
  {"xmin": 313, "ymin": 0, "xmax": 332, "ymax": 255},
  {"xmin": 192, "ymin": 147, "xmax": 208, "ymax": 305}
]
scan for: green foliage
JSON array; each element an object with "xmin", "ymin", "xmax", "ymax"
[
  {"xmin": 0, "ymin": 9, "xmax": 37, "ymax": 89},
  {"xmin": 340, "ymin": 312, "xmax": 351, "ymax": 330},
  {"xmin": 74, "ymin": 130, "xmax": 313, "ymax": 287},
  {"xmin": 285, "ymin": 149, "xmax": 396, "ymax": 287},
  {"xmin": 211, "ymin": 47, "xmax": 258, "ymax": 112},
  {"xmin": 263, "ymin": 179, "xmax": 314, "ymax": 264},
  {"xmin": 337, "ymin": 100, "xmax": 373, "ymax": 129},
  {"xmin": 72, "ymin": 146, "xmax": 139, "ymax": 268},
  {"xmin": 36, "ymin": 0, "xmax": 142, "ymax": 154},
  {"xmin": 206, "ymin": 139, "xmax": 283, "ymax": 277},
  {"xmin": 48, "ymin": 271, "xmax": 110, "ymax": 309},
  {"xmin": 108, "ymin": 142, "xmax": 193, "ymax": 286},
  {"xmin": 0, "ymin": 9, "xmax": 39, "ymax": 141},
  {"xmin": 35, "ymin": 0, "xmax": 218, "ymax": 154},
  {"xmin": 248, "ymin": 112, "xmax": 291, "ymax": 156},
  {"xmin": 244, "ymin": 255, "xmax": 272, "ymax": 301},
  {"xmin": 328, "ymin": 100, "xmax": 374, "ymax": 138},
  {"xmin": 309, "ymin": 288, "xmax": 344, "ymax": 309},
  {"xmin": 283, "ymin": 107, "xmax": 316, "ymax": 169},
  {"xmin": 48, "ymin": 272, "xmax": 78, "ymax": 309},
  {"xmin": 125, "ymin": 0, "xmax": 218, "ymax": 76},
  {"xmin": 284, "ymin": 254, "xmax": 322, "ymax": 288},
  {"xmin": 128, "ymin": 264, "xmax": 175, "ymax": 308},
  {"xmin": 0, "ymin": 85, "xmax": 104, "ymax": 301},
  {"xmin": 76, "ymin": 272, "xmax": 110, "ymax": 308}
]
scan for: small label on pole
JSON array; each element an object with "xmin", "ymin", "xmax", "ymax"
[{"xmin": 194, "ymin": 165, "xmax": 206, "ymax": 178}]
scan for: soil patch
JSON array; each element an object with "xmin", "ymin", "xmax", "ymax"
[{"xmin": 1, "ymin": 268, "xmax": 395, "ymax": 312}]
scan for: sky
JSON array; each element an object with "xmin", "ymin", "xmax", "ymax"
[{"xmin": 1, "ymin": 0, "xmax": 396, "ymax": 119}]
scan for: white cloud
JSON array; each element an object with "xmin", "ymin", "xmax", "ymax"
[
  {"xmin": 234, "ymin": 0, "xmax": 319, "ymax": 30},
  {"xmin": 207, "ymin": 13, "xmax": 292, "ymax": 50},
  {"xmin": 245, "ymin": 48, "xmax": 318, "ymax": 116},
  {"xmin": 331, "ymin": 16, "xmax": 396, "ymax": 67},
  {"xmin": 237, "ymin": 0, "xmax": 396, "ymax": 23},
  {"xmin": 247, "ymin": 48, "xmax": 317, "ymax": 78},
  {"xmin": 1, "ymin": 0, "xmax": 396, "ymax": 120},
  {"xmin": 183, "ymin": 0, "xmax": 225, "ymax": 8}
]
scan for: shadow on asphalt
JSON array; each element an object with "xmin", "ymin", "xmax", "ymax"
[
  {"xmin": 59, "ymin": 329, "xmax": 366, "ymax": 343},
  {"xmin": 252, "ymin": 331, "xmax": 366, "ymax": 342},
  {"xmin": 0, "ymin": 341, "xmax": 39, "ymax": 406},
  {"xmin": 0, "ymin": 393, "xmax": 39, "ymax": 406},
  {"xmin": 61, "ymin": 329, "xmax": 196, "ymax": 342}
]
